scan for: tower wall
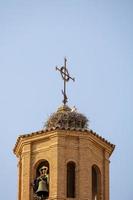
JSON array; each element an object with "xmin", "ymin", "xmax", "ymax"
[{"xmin": 14, "ymin": 130, "xmax": 113, "ymax": 200}]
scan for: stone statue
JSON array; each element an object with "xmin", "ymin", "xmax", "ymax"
[{"xmin": 33, "ymin": 166, "xmax": 49, "ymax": 199}]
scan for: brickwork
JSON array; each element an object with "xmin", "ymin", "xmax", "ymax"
[{"xmin": 14, "ymin": 130, "xmax": 114, "ymax": 200}]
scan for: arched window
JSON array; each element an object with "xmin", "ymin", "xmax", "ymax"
[
  {"xmin": 33, "ymin": 160, "xmax": 49, "ymax": 199},
  {"xmin": 36, "ymin": 160, "xmax": 49, "ymax": 177},
  {"xmin": 67, "ymin": 161, "xmax": 76, "ymax": 198},
  {"xmin": 92, "ymin": 165, "xmax": 101, "ymax": 200}
]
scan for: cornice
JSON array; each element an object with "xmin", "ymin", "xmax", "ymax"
[{"xmin": 13, "ymin": 128, "xmax": 115, "ymax": 157}]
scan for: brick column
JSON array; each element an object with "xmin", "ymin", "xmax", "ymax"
[
  {"xmin": 103, "ymin": 151, "xmax": 110, "ymax": 200},
  {"xmin": 78, "ymin": 137, "xmax": 90, "ymax": 200},
  {"xmin": 18, "ymin": 156, "xmax": 22, "ymax": 200},
  {"xmin": 57, "ymin": 137, "xmax": 66, "ymax": 200},
  {"xmin": 21, "ymin": 143, "xmax": 31, "ymax": 200},
  {"xmin": 49, "ymin": 135, "xmax": 58, "ymax": 200}
]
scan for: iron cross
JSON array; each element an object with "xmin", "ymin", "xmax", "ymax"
[{"xmin": 56, "ymin": 57, "xmax": 75, "ymax": 105}]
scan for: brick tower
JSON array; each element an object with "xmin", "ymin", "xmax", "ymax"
[
  {"xmin": 13, "ymin": 59, "xmax": 115, "ymax": 200},
  {"xmin": 13, "ymin": 104, "xmax": 115, "ymax": 200}
]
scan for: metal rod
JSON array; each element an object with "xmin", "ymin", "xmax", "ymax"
[{"xmin": 64, "ymin": 57, "xmax": 67, "ymax": 105}]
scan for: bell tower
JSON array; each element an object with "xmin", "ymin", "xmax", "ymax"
[{"xmin": 13, "ymin": 59, "xmax": 115, "ymax": 200}]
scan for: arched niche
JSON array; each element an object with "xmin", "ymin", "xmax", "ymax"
[
  {"xmin": 33, "ymin": 159, "xmax": 50, "ymax": 199},
  {"xmin": 67, "ymin": 161, "xmax": 76, "ymax": 198},
  {"xmin": 92, "ymin": 165, "xmax": 101, "ymax": 200},
  {"xmin": 35, "ymin": 160, "xmax": 49, "ymax": 178}
]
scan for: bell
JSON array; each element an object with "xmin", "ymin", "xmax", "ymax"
[{"xmin": 36, "ymin": 178, "xmax": 48, "ymax": 197}]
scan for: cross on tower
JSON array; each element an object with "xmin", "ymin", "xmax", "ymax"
[{"xmin": 56, "ymin": 58, "xmax": 75, "ymax": 105}]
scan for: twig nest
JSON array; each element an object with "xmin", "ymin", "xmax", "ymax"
[{"xmin": 44, "ymin": 105, "xmax": 89, "ymax": 130}]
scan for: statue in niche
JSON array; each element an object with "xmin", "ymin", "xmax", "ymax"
[{"xmin": 33, "ymin": 166, "xmax": 49, "ymax": 199}]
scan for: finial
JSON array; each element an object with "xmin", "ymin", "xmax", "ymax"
[{"xmin": 56, "ymin": 57, "xmax": 75, "ymax": 105}]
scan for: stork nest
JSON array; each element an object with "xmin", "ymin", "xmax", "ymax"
[{"xmin": 44, "ymin": 107, "xmax": 89, "ymax": 130}]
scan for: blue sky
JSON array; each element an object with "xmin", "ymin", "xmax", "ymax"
[{"xmin": 0, "ymin": 0, "xmax": 133, "ymax": 199}]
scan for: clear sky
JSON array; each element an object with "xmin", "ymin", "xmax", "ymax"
[{"xmin": 0, "ymin": 0, "xmax": 132, "ymax": 199}]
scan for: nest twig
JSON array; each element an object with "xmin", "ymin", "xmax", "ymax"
[{"xmin": 45, "ymin": 111, "xmax": 89, "ymax": 130}]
